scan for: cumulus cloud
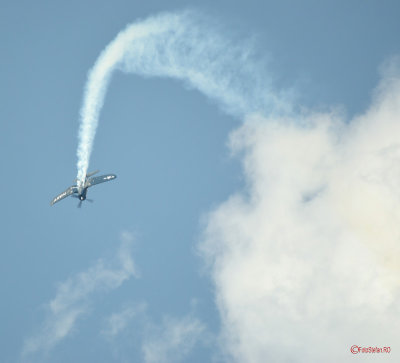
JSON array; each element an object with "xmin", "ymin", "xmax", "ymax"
[
  {"xmin": 200, "ymin": 63, "xmax": 400, "ymax": 362},
  {"xmin": 22, "ymin": 231, "xmax": 137, "ymax": 358}
]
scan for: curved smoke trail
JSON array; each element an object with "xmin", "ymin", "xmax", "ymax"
[
  {"xmin": 72, "ymin": 9, "xmax": 400, "ymax": 363},
  {"xmin": 76, "ymin": 10, "xmax": 282, "ymax": 184}
]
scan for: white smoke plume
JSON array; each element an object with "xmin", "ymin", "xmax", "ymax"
[
  {"xmin": 200, "ymin": 63, "xmax": 400, "ymax": 362},
  {"xmin": 76, "ymin": 10, "xmax": 282, "ymax": 185}
]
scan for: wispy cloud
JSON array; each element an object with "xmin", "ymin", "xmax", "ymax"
[
  {"xmin": 200, "ymin": 61, "xmax": 400, "ymax": 362},
  {"xmin": 22, "ymin": 231, "xmax": 137, "ymax": 358},
  {"xmin": 102, "ymin": 302, "xmax": 146, "ymax": 338},
  {"xmin": 142, "ymin": 314, "xmax": 205, "ymax": 363},
  {"xmin": 102, "ymin": 303, "xmax": 206, "ymax": 363}
]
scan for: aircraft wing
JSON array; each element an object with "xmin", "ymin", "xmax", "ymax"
[
  {"xmin": 50, "ymin": 186, "xmax": 76, "ymax": 206},
  {"xmin": 87, "ymin": 174, "xmax": 117, "ymax": 187}
]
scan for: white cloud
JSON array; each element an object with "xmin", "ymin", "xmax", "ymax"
[
  {"xmin": 142, "ymin": 314, "xmax": 205, "ymax": 363},
  {"xmin": 102, "ymin": 304, "xmax": 207, "ymax": 363},
  {"xmin": 22, "ymin": 231, "xmax": 137, "ymax": 358},
  {"xmin": 102, "ymin": 302, "xmax": 146, "ymax": 338},
  {"xmin": 200, "ymin": 64, "xmax": 400, "ymax": 362}
]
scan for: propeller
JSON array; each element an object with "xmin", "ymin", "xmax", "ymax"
[{"xmin": 77, "ymin": 199, "xmax": 94, "ymax": 208}]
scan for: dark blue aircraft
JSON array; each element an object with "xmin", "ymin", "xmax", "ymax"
[{"xmin": 50, "ymin": 170, "xmax": 117, "ymax": 207}]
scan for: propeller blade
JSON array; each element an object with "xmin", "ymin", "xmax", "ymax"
[
  {"xmin": 86, "ymin": 199, "xmax": 94, "ymax": 203},
  {"xmin": 78, "ymin": 200, "xmax": 82, "ymax": 208}
]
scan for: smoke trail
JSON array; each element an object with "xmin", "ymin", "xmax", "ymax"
[{"xmin": 76, "ymin": 10, "xmax": 283, "ymax": 184}]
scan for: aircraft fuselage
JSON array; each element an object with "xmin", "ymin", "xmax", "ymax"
[{"xmin": 78, "ymin": 187, "xmax": 88, "ymax": 201}]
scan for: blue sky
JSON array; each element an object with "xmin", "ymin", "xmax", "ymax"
[{"xmin": 2, "ymin": 1, "xmax": 400, "ymax": 362}]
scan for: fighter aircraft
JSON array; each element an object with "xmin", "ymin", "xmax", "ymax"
[{"xmin": 50, "ymin": 170, "xmax": 117, "ymax": 207}]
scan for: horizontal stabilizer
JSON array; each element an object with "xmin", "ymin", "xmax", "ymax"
[{"xmin": 86, "ymin": 170, "xmax": 100, "ymax": 178}]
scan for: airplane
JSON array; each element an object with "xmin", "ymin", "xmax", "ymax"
[{"xmin": 50, "ymin": 170, "xmax": 117, "ymax": 207}]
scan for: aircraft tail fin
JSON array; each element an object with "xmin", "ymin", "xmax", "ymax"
[{"xmin": 73, "ymin": 170, "xmax": 99, "ymax": 184}]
